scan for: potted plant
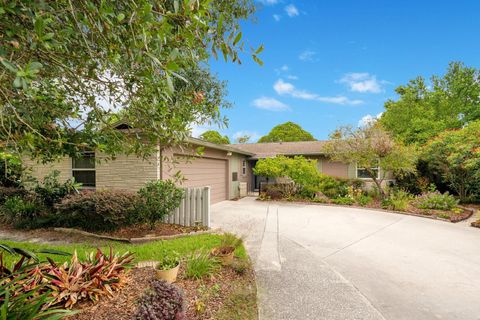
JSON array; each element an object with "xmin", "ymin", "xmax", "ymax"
[
  {"xmin": 211, "ymin": 233, "xmax": 243, "ymax": 266},
  {"xmin": 156, "ymin": 251, "xmax": 180, "ymax": 283}
]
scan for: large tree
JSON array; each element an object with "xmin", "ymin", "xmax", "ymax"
[
  {"xmin": 421, "ymin": 121, "xmax": 480, "ymax": 201},
  {"xmin": 380, "ymin": 62, "xmax": 480, "ymax": 145},
  {"xmin": 324, "ymin": 124, "xmax": 417, "ymax": 197},
  {"xmin": 258, "ymin": 122, "xmax": 315, "ymax": 143},
  {"xmin": 199, "ymin": 130, "xmax": 230, "ymax": 144},
  {"xmin": 0, "ymin": 1, "xmax": 262, "ymax": 162}
]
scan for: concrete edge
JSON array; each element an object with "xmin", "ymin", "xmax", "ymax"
[{"xmin": 53, "ymin": 227, "xmax": 222, "ymax": 244}]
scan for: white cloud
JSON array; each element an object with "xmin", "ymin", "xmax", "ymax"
[
  {"xmin": 287, "ymin": 75, "xmax": 299, "ymax": 80},
  {"xmin": 273, "ymin": 79, "xmax": 363, "ymax": 105},
  {"xmin": 285, "ymin": 4, "xmax": 299, "ymax": 17},
  {"xmin": 280, "ymin": 64, "xmax": 289, "ymax": 71},
  {"xmin": 252, "ymin": 96, "xmax": 290, "ymax": 111},
  {"xmin": 298, "ymin": 50, "xmax": 317, "ymax": 62},
  {"xmin": 190, "ymin": 124, "xmax": 211, "ymax": 137},
  {"xmin": 358, "ymin": 112, "xmax": 383, "ymax": 127},
  {"xmin": 233, "ymin": 130, "xmax": 260, "ymax": 143},
  {"xmin": 273, "ymin": 14, "xmax": 281, "ymax": 21},
  {"xmin": 339, "ymin": 73, "xmax": 383, "ymax": 93},
  {"xmin": 259, "ymin": 0, "xmax": 279, "ymax": 5}
]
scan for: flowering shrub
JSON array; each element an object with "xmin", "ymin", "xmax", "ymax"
[
  {"xmin": 133, "ymin": 280, "xmax": 185, "ymax": 320},
  {"xmin": 414, "ymin": 191, "xmax": 459, "ymax": 211}
]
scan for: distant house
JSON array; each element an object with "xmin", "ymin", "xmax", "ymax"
[{"xmin": 23, "ymin": 131, "xmax": 390, "ymax": 205}]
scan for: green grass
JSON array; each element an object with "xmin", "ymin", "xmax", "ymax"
[{"xmin": 0, "ymin": 234, "xmax": 248, "ymax": 266}]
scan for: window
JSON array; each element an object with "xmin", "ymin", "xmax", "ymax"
[
  {"xmin": 356, "ymin": 163, "xmax": 380, "ymax": 179},
  {"xmin": 72, "ymin": 152, "xmax": 95, "ymax": 187},
  {"xmin": 242, "ymin": 160, "xmax": 247, "ymax": 175},
  {"xmin": 232, "ymin": 172, "xmax": 238, "ymax": 182}
]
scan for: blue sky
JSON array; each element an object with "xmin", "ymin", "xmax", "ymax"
[{"xmin": 196, "ymin": 0, "xmax": 480, "ymax": 142}]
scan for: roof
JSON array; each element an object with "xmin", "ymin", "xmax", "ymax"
[
  {"xmin": 229, "ymin": 140, "xmax": 329, "ymax": 159},
  {"xmin": 186, "ymin": 137, "xmax": 255, "ymax": 156}
]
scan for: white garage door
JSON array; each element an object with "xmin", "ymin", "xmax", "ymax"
[{"xmin": 173, "ymin": 156, "xmax": 228, "ymax": 204}]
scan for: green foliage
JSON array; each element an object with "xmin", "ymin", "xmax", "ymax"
[
  {"xmin": 156, "ymin": 250, "xmax": 180, "ymax": 270},
  {"xmin": 0, "ymin": 1, "xmax": 260, "ymax": 161},
  {"xmin": 331, "ymin": 197, "xmax": 355, "ymax": 205},
  {"xmin": 133, "ymin": 280, "xmax": 185, "ymax": 320},
  {"xmin": 318, "ymin": 175, "xmax": 348, "ymax": 198},
  {"xmin": 219, "ymin": 233, "xmax": 243, "ymax": 251},
  {"xmin": 184, "ymin": 251, "xmax": 219, "ymax": 280},
  {"xmin": 54, "ymin": 190, "xmax": 140, "ymax": 231},
  {"xmin": 380, "ymin": 62, "xmax": 480, "ymax": 145},
  {"xmin": 34, "ymin": 171, "xmax": 80, "ymax": 208},
  {"xmin": 414, "ymin": 192, "xmax": 459, "ymax": 211},
  {"xmin": 357, "ymin": 195, "xmax": 373, "ymax": 206},
  {"xmin": 137, "ymin": 180, "xmax": 184, "ymax": 229},
  {"xmin": 0, "ymin": 154, "xmax": 23, "ymax": 188},
  {"xmin": 1, "ymin": 196, "xmax": 38, "ymax": 226},
  {"xmin": 253, "ymin": 156, "xmax": 321, "ymax": 196},
  {"xmin": 258, "ymin": 122, "xmax": 315, "ymax": 143},
  {"xmin": 381, "ymin": 190, "xmax": 412, "ymax": 211},
  {"xmin": 325, "ymin": 124, "xmax": 417, "ymax": 196},
  {"xmin": 0, "ymin": 187, "xmax": 26, "ymax": 205},
  {"xmin": 420, "ymin": 121, "xmax": 480, "ymax": 201},
  {"xmin": 200, "ymin": 130, "xmax": 230, "ymax": 144}
]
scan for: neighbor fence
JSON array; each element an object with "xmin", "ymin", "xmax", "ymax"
[{"xmin": 164, "ymin": 186, "xmax": 210, "ymax": 228}]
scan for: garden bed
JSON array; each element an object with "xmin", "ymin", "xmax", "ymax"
[
  {"xmin": 258, "ymin": 198, "xmax": 474, "ymax": 223},
  {"xmin": 69, "ymin": 259, "xmax": 257, "ymax": 320},
  {"xmin": 100, "ymin": 223, "xmax": 207, "ymax": 239}
]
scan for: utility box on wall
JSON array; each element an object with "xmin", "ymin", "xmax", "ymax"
[{"xmin": 239, "ymin": 182, "xmax": 247, "ymax": 197}]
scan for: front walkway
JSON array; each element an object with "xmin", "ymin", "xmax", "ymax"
[{"xmin": 211, "ymin": 197, "xmax": 480, "ymax": 320}]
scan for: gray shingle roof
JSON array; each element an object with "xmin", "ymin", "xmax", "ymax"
[{"xmin": 228, "ymin": 141, "xmax": 329, "ymax": 159}]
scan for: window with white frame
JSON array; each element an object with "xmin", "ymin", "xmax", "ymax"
[
  {"xmin": 72, "ymin": 152, "xmax": 96, "ymax": 187},
  {"xmin": 356, "ymin": 163, "xmax": 380, "ymax": 179},
  {"xmin": 242, "ymin": 160, "xmax": 247, "ymax": 175}
]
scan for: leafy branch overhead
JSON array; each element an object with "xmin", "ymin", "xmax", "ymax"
[{"xmin": 0, "ymin": 0, "xmax": 262, "ymax": 161}]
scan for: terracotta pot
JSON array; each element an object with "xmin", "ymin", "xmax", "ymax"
[
  {"xmin": 218, "ymin": 251, "xmax": 234, "ymax": 266},
  {"xmin": 156, "ymin": 263, "xmax": 180, "ymax": 283}
]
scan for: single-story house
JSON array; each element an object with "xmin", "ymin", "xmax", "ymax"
[{"xmin": 23, "ymin": 128, "xmax": 391, "ymax": 204}]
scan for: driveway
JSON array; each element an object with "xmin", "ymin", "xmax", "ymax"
[{"xmin": 211, "ymin": 197, "xmax": 480, "ymax": 320}]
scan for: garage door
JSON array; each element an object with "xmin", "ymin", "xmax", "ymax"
[{"xmin": 173, "ymin": 156, "xmax": 228, "ymax": 204}]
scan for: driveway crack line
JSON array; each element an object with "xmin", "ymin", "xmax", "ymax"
[{"xmin": 323, "ymin": 217, "xmax": 404, "ymax": 259}]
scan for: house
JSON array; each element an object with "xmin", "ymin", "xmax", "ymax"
[{"xmin": 22, "ymin": 137, "xmax": 390, "ymax": 205}]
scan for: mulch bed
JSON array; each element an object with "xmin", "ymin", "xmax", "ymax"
[
  {"xmin": 100, "ymin": 223, "xmax": 207, "ymax": 239},
  {"xmin": 70, "ymin": 259, "xmax": 256, "ymax": 320},
  {"xmin": 260, "ymin": 198, "xmax": 474, "ymax": 223}
]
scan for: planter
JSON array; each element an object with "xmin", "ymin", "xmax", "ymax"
[
  {"xmin": 211, "ymin": 247, "xmax": 235, "ymax": 266},
  {"xmin": 155, "ymin": 263, "xmax": 180, "ymax": 283}
]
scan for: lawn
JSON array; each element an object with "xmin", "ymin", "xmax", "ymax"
[{"xmin": 1, "ymin": 234, "xmax": 247, "ymax": 266}]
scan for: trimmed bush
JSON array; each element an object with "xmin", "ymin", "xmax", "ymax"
[
  {"xmin": 133, "ymin": 280, "xmax": 185, "ymax": 320},
  {"xmin": 414, "ymin": 191, "xmax": 458, "ymax": 211},
  {"xmin": 137, "ymin": 180, "xmax": 184, "ymax": 229},
  {"xmin": 54, "ymin": 190, "xmax": 139, "ymax": 231},
  {"xmin": 318, "ymin": 175, "xmax": 348, "ymax": 198}
]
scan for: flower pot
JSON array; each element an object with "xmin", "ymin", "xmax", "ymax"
[
  {"xmin": 156, "ymin": 263, "xmax": 180, "ymax": 283},
  {"xmin": 211, "ymin": 247, "xmax": 235, "ymax": 266}
]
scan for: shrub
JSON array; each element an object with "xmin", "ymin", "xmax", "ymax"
[
  {"xmin": 133, "ymin": 280, "xmax": 185, "ymax": 320},
  {"xmin": 381, "ymin": 189, "xmax": 412, "ymax": 211},
  {"xmin": 331, "ymin": 196, "xmax": 355, "ymax": 205},
  {"xmin": 137, "ymin": 180, "xmax": 184, "ymax": 229},
  {"xmin": 0, "ymin": 187, "xmax": 27, "ymax": 205},
  {"xmin": 357, "ymin": 195, "xmax": 373, "ymax": 206},
  {"xmin": 318, "ymin": 176, "xmax": 348, "ymax": 198},
  {"xmin": 414, "ymin": 191, "xmax": 459, "ymax": 211},
  {"xmin": 55, "ymin": 190, "xmax": 140, "ymax": 231},
  {"xmin": 157, "ymin": 250, "xmax": 180, "ymax": 270},
  {"xmin": 185, "ymin": 251, "xmax": 218, "ymax": 280},
  {"xmin": 262, "ymin": 183, "xmax": 290, "ymax": 200},
  {"xmin": 1, "ymin": 196, "xmax": 40, "ymax": 227},
  {"xmin": 34, "ymin": 171, "xmax": 80, "ymax": 208}
]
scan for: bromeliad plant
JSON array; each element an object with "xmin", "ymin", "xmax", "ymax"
[{"xmin": 0, "ymin": 244, "xmax": 134, "ymax": 310}]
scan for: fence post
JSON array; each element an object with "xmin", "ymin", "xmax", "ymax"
[{"xmin": 204, "ymin": 187, "xmax": 211, "ymax": 228}]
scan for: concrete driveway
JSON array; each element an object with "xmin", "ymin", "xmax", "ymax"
[{"xmin": 211, "ymin": 197, "xmax": 480, "ymax": 320}]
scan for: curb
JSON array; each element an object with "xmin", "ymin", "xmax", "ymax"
[{"xmin": 53, "ymin": 227, "xmax": 221, "ymax": 244}]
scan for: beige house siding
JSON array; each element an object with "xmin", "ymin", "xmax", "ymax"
[
  {"xmin": 95, "ymin": 153, "xmax": 158, "ymax": 191},
  {"xmin": 22, "ymin": 157, "xmax": 72, "ymax": 183}
]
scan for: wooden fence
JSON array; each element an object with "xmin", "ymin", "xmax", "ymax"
[{"xmin": 164, "ymin": 187, "xmax": 211, "ymax": 227}]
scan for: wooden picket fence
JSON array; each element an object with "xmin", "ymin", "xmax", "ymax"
[{"xmin": 164, "ymin": 187, "xmax": 211, "ymax": 227}]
